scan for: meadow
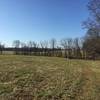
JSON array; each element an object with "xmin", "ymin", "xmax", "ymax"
[{"xmin": 0, "ymin": 55, "xmax": 100, "ymax": 100}]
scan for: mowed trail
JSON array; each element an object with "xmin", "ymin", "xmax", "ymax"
[{"xmin": 75, "ymin": 62, "xmax": 100, "ymax": 100}]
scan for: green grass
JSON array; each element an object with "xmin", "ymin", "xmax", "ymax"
[{"xmin": 0, "ymin": 55, "xmax": 100, "ymax": 100}]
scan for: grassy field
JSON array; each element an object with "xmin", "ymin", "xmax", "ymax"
[{"xmin": 0, "ymin": 55, "xmax": 100, "ymax": 100}]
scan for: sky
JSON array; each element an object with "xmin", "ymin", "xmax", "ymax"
[{"xmin": 0, "ymin": 0, "xmax": 89, "ymax": 46}]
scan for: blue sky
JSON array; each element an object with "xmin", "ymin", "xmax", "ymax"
[{"xmin": 0, "ymin": 0, "xmax": 89, "ymax": 46}]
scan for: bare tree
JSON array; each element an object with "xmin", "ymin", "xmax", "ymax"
[
  {"xmin": 13, "ymin": 40, "xmax": 20, "ymax": 55},
  {"xmin": 27, "ymin": 41, "xmax": 38, "ymax": 56},
  {"xmin": 13, "ymin": 40, "xmax": 20, "ymax": 48},
  {"xmin": 40, "ymin": 40, "xmax": 48, "ymax": 56},
  {"xmin": 67, "ymin": 38, "xmax": 73, "ymax": 58},
  {"xmin": 28, "ymin": 41, "xmax": 34, "ymax": 48},
  {"xmin": 50, "ymin": 38, "xmax": 57, "ymax": 56},
  {"xmin": 83, "ymin": 0, "xmax": 100, "ymax": 59},
  {"xmin": 32, "ymin": 42, "xmax": 39, "ymax": 56},
  {"xmin": 0, "ymin": 42, "xmax": 4, "ymax": 54},
  {"xmin": 73, "ymin": 38, "xmax": 82, "ymax": 59},
  {"xmin": 27, "ymin": 41, "xmax": 35, "ymax": 55},
  {"xmin": 60, "ymin": 38, "xmax": 68, "ymax": 58},
  {"xmin": 20, "ymin": 42, "xmax": 27, "ymax": 55}
]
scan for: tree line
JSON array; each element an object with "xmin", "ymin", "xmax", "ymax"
[
  {"xmin": 0, "ymin": 38, "xmax": 90, "ymax": 59},
  {"xmin": 0, "ymin": 0, "xmax": 100, "ymax": 60}
]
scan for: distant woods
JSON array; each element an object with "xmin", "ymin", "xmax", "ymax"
[
  {"xmin": 0, "ymin": 0, "xmax": 100, "ymax": 60},
  {"xmin": 0, "ymin": 38, "xmax": 94, "ymax": 59}
]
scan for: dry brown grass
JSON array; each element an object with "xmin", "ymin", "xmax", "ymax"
[{"xmin": 0, "ymin": 55, "xmax": 100, "ymax": 100}]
